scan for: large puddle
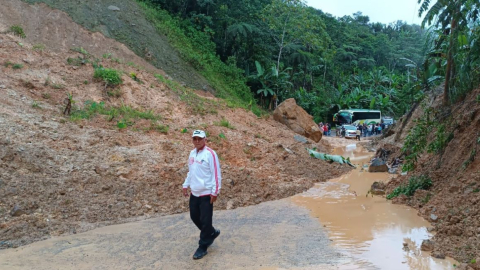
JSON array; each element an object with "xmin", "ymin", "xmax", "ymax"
[{"xmin": 292, "ymin": 142, "xmax": 457, "ymax": 270}]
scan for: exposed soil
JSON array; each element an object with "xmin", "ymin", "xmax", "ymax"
[
  {"xmin": 373, "ymin": 90, "xmax": 480, "ymax": 269},
  {"xmin": 7, "ymin": 0, "xmax": 212, "ymax": 91},
  {"xmin": 0, "ymin": 25, "xmax": 350, "ymax": 249}
]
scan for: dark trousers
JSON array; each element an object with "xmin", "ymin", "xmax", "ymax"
[{"xmin": 189, "ymin": 194, "xmax": 215, "ymax": 248}]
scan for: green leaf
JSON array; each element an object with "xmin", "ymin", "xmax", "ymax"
[
  {"xmin": 458, "ymin": 34, "xmax": 468, "ymax": 46},
  {"xmin": 117, "ymin": 121, "xmax": 127, "ymax": 129}
]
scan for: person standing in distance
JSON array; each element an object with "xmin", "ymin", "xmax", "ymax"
[{"xmin": 182, "ymin": 130, "xmax": 222, "ymax": 260}]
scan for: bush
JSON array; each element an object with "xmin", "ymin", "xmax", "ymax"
[
  {"xmin": 387, "ymin": 175, "xmax": 432, "ymax": 200},
  {"xmin": 9, "ymin": 25, "xmax": 26, "ymax": 38},
  {"xmin": 12, "ymin": 63, "xmax": 23, "ymax": 69},
  {"xmin": 93, "ymin": 67, "xmax": 122, "ymax": 87}
]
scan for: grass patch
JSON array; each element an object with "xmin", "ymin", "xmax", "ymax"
[
  {"xmin": 67, "ymin": 57, "xmax": 88, "ymax": 66},
  {"xmin": 149, "ymin": 122, "xmax": 169, "ymax": 133},
  {"xmin": 32, "ymin": 44, "xmax": 45, "ymax": 51},
  {"xmin": 387, "ymin": 175, "xmax": 432, "ymax": 200},
  {"xmin": 155, "ymin": 74, "xmax": 218, "ymax": 115},
  {"xmin": 214, "ymin": 118, "xmax": 235, "ymax": 129},
  {"xmin": 51, "ymin": 83, "xmax": 65, "ymax": 89},
  {"xmin": 71, "ymin": 47, "xmax": 89, "ymax": 55},
  {"xmin": 9, "ymin": 25, "xmax": 26, "ymax": 38},
  {"xmin": 12, "ymin": 63, "xmax": 24, "ymax": 69},
  {"xmin": 31, "ymin": 100, "xmax": 40, "ymax": 108},
  {"xmin": 70, "ymin": 101, "xmax": 160, "ymax": 130},
  {"xmin": 42, "ymin": 93, "xmax": 51, "ymax": 99},
  {"xmin": 130, "ymin": 72, "xmax": 143, "ymax": 84},
  {"xmin": 107, "ymin": 88, "xmax": 122, "ymax": 98},
  {"xmin": 94, "ymin": 67, "xmax": 122, "ymax": 87}
]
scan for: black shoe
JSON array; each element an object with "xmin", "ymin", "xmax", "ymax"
[
  {"xmin": 193, "ymin": 247, "xmax": 208, "ymax": 260},
  {"xmin": 208, "ymin": 229, "xmax": 220, "ymax": 247}
]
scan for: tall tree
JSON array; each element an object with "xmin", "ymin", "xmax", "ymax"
[
  {"xmin": 261, "ymin": 0, "xmax": 329, "ymax": 72},
  {"xmin": 418, "ymin": 0, "xmax": 480, "ymax": 105}
]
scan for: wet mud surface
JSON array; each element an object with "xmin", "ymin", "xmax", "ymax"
[
  {"xmin": 293, "ymin": 142, "xmax": 458, "ymax": 270},
  {"xmin": 0, "ymin": 139, "xmax": 459, "ymax": 269},
  {"xmin": 0, "ymin": 200, "xmax": 347, "ymax": 270}
]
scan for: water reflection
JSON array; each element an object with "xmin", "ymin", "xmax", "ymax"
[{"xmin": 292, "ymin": 142, "xmax": 457, "ymax": 270}]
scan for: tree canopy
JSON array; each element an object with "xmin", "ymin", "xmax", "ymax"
[{"xmin": 139, "ymin": 0, "xmax": 480, "ymax": 121}]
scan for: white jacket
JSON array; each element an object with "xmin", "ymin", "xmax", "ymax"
[{"xmin": 182, "ymin": 146, "xmax": 222, "ymax": 197}]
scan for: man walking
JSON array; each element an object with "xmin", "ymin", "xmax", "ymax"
[{"xmin": 182, "ymin": 130, "xmax": 222, "ymax": 260}]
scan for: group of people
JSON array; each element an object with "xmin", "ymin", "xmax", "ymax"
[
  {"xmin": 335, "ymin": 122, "xmax": 388, "ymax": 139},
  {"xmin": 355, "ymin": 122, "xmax": 386, "ymax": 137},
  {"xmin": 318, "ymin": 122, "xmax": 331, "ymax": 136}
]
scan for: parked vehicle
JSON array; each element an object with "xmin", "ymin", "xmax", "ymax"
[
  {"xmin": 382, "ymin": 116, "xmax": 394, "ymax": 125},
  {"xmin": 334, "ymin": 109, "xmax": 381, "ymax": 126},
  {"xmin": 343, "ymin": 125, "xmax": 357, "ymax": 139}
]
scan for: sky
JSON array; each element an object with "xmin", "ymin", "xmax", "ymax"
[{"xmin": 306, "ymin": 0, "xmax": 430, "ymax": 25}]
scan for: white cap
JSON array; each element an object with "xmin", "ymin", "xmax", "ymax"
[{"xmin": 192, "ymin": 130, "xmax": 206, "ymax": 138}]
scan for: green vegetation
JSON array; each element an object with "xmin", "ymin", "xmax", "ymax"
[
  {"xmin": 155, "ymin": 74, "xmax": 218, "ymax": 115},
  {"xmin": 462, "ymin": 148, "xmax": 477, "ymax": 170},
  {"xmin": 32, "ymin": 44, "xmax": 45, "ymax": 51},
  {"xmin": 9, "ymin": 25, "xmax": 26, "ymax": 38},
  {"xmin": 42, "ymin": 93, "xmax": 51, "ymax": 99},
  {"xmin": 401, "ymin": 106, "xmax": 433, "ymax": 172},
  {"xmin": 130, "ymin": 72, "xmax": 143, "ymax": 84},
  {"xmin": 149, "ymin": 123, "xmax": 169, "ymax": 133},
  {"xmin": 70, "ymin": 101, "xmax": 161, "ymax": 130},
  {"xmin": 387, "ymin": 175, "xmax": 433, "ymax": 200},
  {"xmin": 427, "ymin": 123, "xmax": 454, "ymax": 154},
  {"xmin": 138, "ymin": 1, "xmax": 261, "ymax": 116},
  {"xmin": 219, "ymin": 132, "xmax": 226, "ymax": 139},
  {"xmin": 67, "ymin": 57, "xmax": 87, "ymax": 66},
  {"xmin": 10, "ymin": 63, "xmax": 23, "ymax": 69},
  {"xmin": 51, "ymin": 83, "xmax": 65, "ymax": 89},
  {"xmin": 215, "ymin": 118, "xmax": 235, "ymax": 129},
  {"xmin": 31, "ymin": 100, "xmax": 40, "ymax": 108},
  {"xmin": 93, "ymin": 67, "xmax": 123, "ymax": 87},
  {"xmin": 71, "ymin": 47, "xmax": 89, "ymax": 55},
  {"xmin": 106, "ymin": 88, "xmax": 122, "ymax": 98}
]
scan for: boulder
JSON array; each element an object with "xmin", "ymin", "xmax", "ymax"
[
  {"xmin": 421, "ymin": 239, "xmax": 434, "ymax": 251},
  {"xmin": 370, "ymin": 181, "xmax": 386, "ymax": 195},
  {"xmin": 273, "ymin": 98, "xmax": 322, "ymax": 142},
  {"xmin": 368, "ymin": 158, "xmax": 388, "ymax": 172}
]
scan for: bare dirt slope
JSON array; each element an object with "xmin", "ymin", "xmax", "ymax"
[
  {"xmin": 374, "ymin": 90, "xmax": 480, "ymax": 268},
  {"xmin": 0, "ymin": 24, "xmax": 350, "ymax": 249},
  {"xmin": 1, "ymin": 0, "xmax": 210, "ymax": 90}
]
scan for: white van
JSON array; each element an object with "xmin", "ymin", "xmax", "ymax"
[{"xmin": 382, "ymin": 116, "xmax": 394, "ymax": 127}]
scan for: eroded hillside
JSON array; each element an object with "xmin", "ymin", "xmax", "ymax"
[
  {"xmin": 374, "ymin": 90, "xmax": 480, "ymax": 268},
  {"xmin": 0, "ymin": 25, "xmax": 350, "ymax": 249}
]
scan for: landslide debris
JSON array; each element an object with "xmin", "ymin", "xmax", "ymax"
[
  {"xmin": 374, "ymin": 89, "xmax": 480, "ymax": 267},
  {"xmin": 0, "ymin": 30, "xmax": 351, "ymax": 249}
]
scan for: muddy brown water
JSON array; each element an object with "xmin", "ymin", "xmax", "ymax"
[{"xmin": 292, "ymin": 143, "xmax": 457, "ymax": 270}]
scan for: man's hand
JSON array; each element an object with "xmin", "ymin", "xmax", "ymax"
[
  {"xmin": 210, "ymin": 195, "xmax": 217, "ymax": 204},
  {"xmin": 183, "ymin": 188, "xmax": 189, "ymax": 197}
]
